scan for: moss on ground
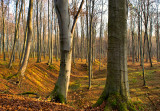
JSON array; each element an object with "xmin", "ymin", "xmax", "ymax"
[
  {"xmin": 94, "ymin": 93, "xmax": 137, "ymax": 111},
  {"xmin": 49, "ymin": 85, "xmax": 66, "ymax": 104},
  {"xmin": 69, "ymin": 80, "xmax": 81, "ymax": 91}
]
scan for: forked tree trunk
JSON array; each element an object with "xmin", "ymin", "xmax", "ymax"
[
  {"xmin": 50, "ymin": 0, "xmax": 72, "ymax": 103},
  {"xmin": 50, "ymin": 0, "xmax": 84, "ymax": 103}
]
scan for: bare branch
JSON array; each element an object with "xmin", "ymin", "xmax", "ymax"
[{"xmin": 71, "ymin": 0, "xmax": 84, "ymax": 34}]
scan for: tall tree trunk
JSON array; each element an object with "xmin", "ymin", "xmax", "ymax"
[
  {"xmin": 7, "ymin": 2, "xmax": 9, "ymax": 57},
  {"xmin": 140, "ymin": 13, "xmax": 145, "ymax": 86},
  {"xmin": 99, "ymin": 0, "xmax": 103, "ymax": 70},
  {"xmin": 36, "ymin": 0, "xmax": 40, "ymax": 63},
  {"xmin": 88, "ymin": 0, "xmax": 94, "ymax": 89},
  {"xmin": 80, "ymin": 15, "xmax": 84, "ymax": 62},
  {"xmin": 9, "ymin": 0, "xmax": 24, "ymax": 68},
  {"xmin": 95, "ymin": 0, "xmax": 130, "ymax": 108},
  {"xmin": 54, "ymin": 17, "xmax": 58, "ymax": 61},
  {"xmin": 50, "ymin": 0, "xmax": 54, "ymax": 64},
  {"xmin": 39, "ymin": 0, "xmax": 42, "ymax": 62},
  {"xmin": 48, "ymin": 0, "xmax": 51, "ymax": 65},
  {"xmin": 1, "ymin": 0, "xmax": 6, "ymax": 61},
  {"xmin": 72, "ymin": 31, "xmax": 75, "ymax": 64},
  {"xmin": 50, "ymin": 0, "xmax": 72, "ymax": 103},
  {"xmin": 156, "ymin": 5, "xmax": 159, "ymax": 62},
  {"xmin": 50, "ymin": 0, "xmax": 84, "ymax": 103},
  {"xmin": 131, "ymin": 13, "xmax": 135, "ymax": 64},
  {"xmin": 43, "ymin": 11, "xmax": 46, "ymax": 59},
  {"xmin": 86, "ymin": 0, "xmax": 89, "ymax": 63},
  {"xmin": 17, "ymin": 0, "xmax": 33, "ymax": 81}
]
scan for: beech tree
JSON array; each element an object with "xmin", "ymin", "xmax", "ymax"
[
  {"xmin": 95, "ymin": 0, "xmax": 131, "ymax": 110},
  {"xmin": 50, "ymin": 0, "xmax": 84, "ymax": 103},
  {"xmin": 1, "ymin": 0, "xmax": 9, "ymax": 61},
  {"xmin": 8, "ymin": 0, "xmax": 24, "ymax": 68},
  {"xmin": 17, "ymin": 0, "xmax": 33, "ymax": 83}
]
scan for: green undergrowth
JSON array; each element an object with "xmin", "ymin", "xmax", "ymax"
[
  {"xmin": 69, "ymin": 80, "xmax": 81, "ymax": 91},
  {"xmin": 0, "ymin": 61, "xmax": 8, "ymax": 66},
  {"xmin": 48, "ymin": 65, "xmax": 59, "ymax": 71},
  {"xmin": 18, "ymin": 92, "xmax": 38, "ymax": 95},
  {"xmin": 6, "ymin": 73, "xmax": 18, "ymax": 80},
  {"xmin": 0, "ymin": 74, "xmax": 3, "ymax": 79},
  {"xmin": 104, "ymin": 94, "xmax": 136, "ymax": 111},
  {"xmin": 48, "ymin": 85, "xmax": 66, "ymax": 104},
  {"xmin": 18, "ymin": 92, "xmax": 39, "ymax": 98},
  {"xmin": 0, "ymin": 90, "xmax": 10, "ymax": 94},
  {"xmin": 94, "ymin": 93, "xmax": 139, "ymax": 111}
]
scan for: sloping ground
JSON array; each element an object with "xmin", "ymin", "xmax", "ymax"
[
  {"xmin": 0, "ymin": 56, "xmax": 160, "ymax": 110},
  {"xmin": 0, "ymin": 58, "xmax": 58, "ymax": 97},
  {"xmin": 0, "ymin": 94, "xmax": 75, "ymax": 111},
  {"xmin": 128, "ymin": 62, "xmax": 160, "ymax": 111}
]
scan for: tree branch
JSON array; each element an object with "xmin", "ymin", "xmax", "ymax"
[{"xmin": 71, "ymin": 0, "xmax": 84, "ymax": 34}]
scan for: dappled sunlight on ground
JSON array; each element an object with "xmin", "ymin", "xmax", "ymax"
[{"xmin": 0, "ymin": 56, "xmax": 159, "ymax": 110}]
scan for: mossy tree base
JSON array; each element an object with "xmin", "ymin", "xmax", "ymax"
[
  {"xmin": 49, "ymin": 85, "xmax": 66, "ymax": 104},
  {"xmin": 94, "ymin": 94, "xmax": 136, "ymax": 111}
]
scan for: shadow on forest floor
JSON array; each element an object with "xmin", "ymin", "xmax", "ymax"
[{"xmin": 0, "ymin": 56, "xmax": 159, "ymax": 110}]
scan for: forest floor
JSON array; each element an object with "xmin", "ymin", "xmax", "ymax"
[{"xmin": 0, "ymin": 55, "xmax": 160, "ymax": 110}]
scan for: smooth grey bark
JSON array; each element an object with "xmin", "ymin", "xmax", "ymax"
[
  {"xmin": 9, "ymin": 0, "xmax": 24, "ymax": 68},
  {"xmin": 1, "ymin": 0, "xmax": 9, "ymax": 60},
  {"xmin": 48, "ymin": 0, "xmax": 51, "ymax": 65},
  {"xmin": 39, "ymin": 0, "xmax": 42, "ymax": 61},
  {"xmin": 1, "ymin": 0, "xmax": 6, "ymax": 61},
  {"xmin": 86, "ymin": 0, "xmax": 89, "ymax": 63},
  {"xmin": 36, "ymin": 0, "xmax": 40, "ymax": 63},
  {"xmin": 6, "ymin": 2, "xmax": 9, "ymax": 56},
  {"xmin": 140, "ymin": 0, "xmax": 143, "ymax": 67},
  {"xmin": 156, "ymin": 3, "xmax": 159, "ymax": 62},
  {"xmin": 17, "ymin": 0, "xmax": 33, "ymax": 79},
  {"xmin": 32, "ymin": 11, "xmax": 36, "ymax": 59},
  {"xmin": 71, "ymin": 0, "xmax": 77, "ymax": 64},
  {"xmin": 20, "ymin": 19, "xmax": 28, "ymax": 65},
  {"xmin": 138, "ymin": 0, "xmax": 143, "ymax": 66},
  {"xmin": 54, "ymin": 18, "xmax": 58, "ymax": 61},
  {"xmin": 138, "ymin": 1, "xmax": 140, "ymax": 63},
  {"xmin": 92, "ymin": 22, "xmax": 96, "ymax": 63},
  {"xmin": 50, "ymin": 0, "xmax": 54, "ymax": 64},
  {"xmin": 80, "ymin": 15, "xmax": 84, "ymax": 62},
  {"xmin": 142, "ymin": 0, "xmax": 152, "ymax": 67},
  {"xmin": 149, "ymin": 11, "xmax": 153, "ymax": 58},
  {"xmin": 50, "ymin": 0, "xmax": 84, "ymax": 103},
  {"xmin": 72, "ymin": 31, "xmax": 75, "ymax": 64},
  {"xmin": 76, "ymin": 25, "xmax": 80, "ymax": 59},
  {"xmin": 88, "ymin": 0, "xmax": 94, "ymax": 89},
  {"xmin": 43, "ymin": 10, "xmax": 46, "ymax": 59},
  {"xmin": 96, "ymin": 0, "xmax": 130, "ymax": 106},
  {"xmin": 131, "ymin": 12, "xmax": 135, "ymax": 64},
  {"xmin": 99, "ymin": 0, "xmax": 103, "ymax": 70},
  {"xmin": 140, "ymin": 0, "xmax": 146, "ymax": 86}
]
